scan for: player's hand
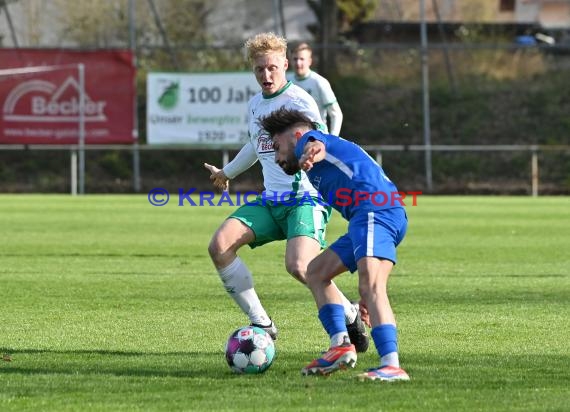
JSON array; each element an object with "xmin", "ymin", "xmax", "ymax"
[
  {"xmin": 299, "ymin": 146, "xmax": 321, "ymax": 172},
  {"xmin": 358, "ymin": 298, "xmax": 371, "ymax": 328},
  {"xmin": 204, "ymin": 163, "xmax": 229, "ymax": 191}
]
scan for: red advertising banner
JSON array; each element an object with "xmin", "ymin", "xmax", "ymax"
[{"xmin": 0, "ymin": 49, "xmax": 136, "ymax": 144}]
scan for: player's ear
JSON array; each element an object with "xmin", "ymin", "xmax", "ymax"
[
  {"xmin": 283, "ymin": 58, "xmax": 289, "ymax": 71},
  {"xmin": 295, "ymin": 130, "xmax": 302, "ymax": 140}
]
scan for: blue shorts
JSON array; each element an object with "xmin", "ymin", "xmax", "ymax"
[{"xmin": 329, "ymin": 208, "xmax": 407, "ymax": 273}]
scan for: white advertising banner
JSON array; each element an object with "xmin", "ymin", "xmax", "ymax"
[{"xmin": 147, "ymin": 72, "xmax": 260, "ymax": 145}]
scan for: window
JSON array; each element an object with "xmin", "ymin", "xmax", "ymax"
[{"xmin": 500, "ymin": 0, "xmax": 516, "ymax": 12}]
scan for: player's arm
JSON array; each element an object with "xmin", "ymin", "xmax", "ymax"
[
  {"xmin": 204, "ymin": 143, "xmax": 258, "ymax": 190},
  {"xmin": 299, "ymin": 140, "xmax": 326, "ymax": 172},
  {"xmin": 222, "ymin": 143, "xmax": 258, "ymax": 178},
  {"xmin": 326, "ymin": 101, "xmax": 343, "ymax": 136},
  {"xmin": 316, "ymin": 77, "xmax": 342, "ymax": 134}
]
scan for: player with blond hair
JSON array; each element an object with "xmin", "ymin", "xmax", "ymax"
[{"xmin": 204, "ymin": 32, "xmax": 368, "ymax": 352}]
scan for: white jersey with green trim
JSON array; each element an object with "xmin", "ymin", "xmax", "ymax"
[
  {"xmin": 248, "ymin": 81, "xmax": 326, "ymax": 198},
  {"xmin": 288, "ymin": 70, "xmax": 337, "ymax": 122}
]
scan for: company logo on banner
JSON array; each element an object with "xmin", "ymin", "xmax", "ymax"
[
  {"xmin": 157, "ymin": 81, "xmax": 180, "ymax": 110},
  {"xmin": 3, "ymin": 76, "xmax": 107, "ymax": 123},
  {"xmin": 147, "ymin": 72, "xmax": 260, "ymax": 146},
  {"xmin": 0, "ymin": 49, "xmax": 136, "ymax": 145}
]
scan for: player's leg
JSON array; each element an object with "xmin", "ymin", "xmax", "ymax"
[
  {"xmin": 301, "ymin": 245, "xmax": 357, "ymax": 375},
  {"xmin": 208, "ymin": 217, "xmax": 254, "ymax": 269},
  {"xmin": 348, "ymin": 209, "xmax": 410, "ymax": 382},
  {"xmin": 280, "ymin": 202, "xmax": 331, "ymax": 283},
  {"xmin": 283, "ymin": 235, "xmax": 319, "ymax": 283},
  {"xmin": 357, "ymin": 257, "xmax": 398, "ymax": 355},
  {"xmin": 208, "ymin": 202, "xmax": 282, "ymax": 338},
  {"xmin": 282, "ymin": 203, "xmax": 369, "ymax": 352},
  {"xmin": 356, "ymin": 257, "xmax": 409, "ymax": 381}
]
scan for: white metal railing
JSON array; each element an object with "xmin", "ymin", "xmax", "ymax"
[{"xmin": 1, "ymin": 143, "xmax": 569, "ymax": 196}]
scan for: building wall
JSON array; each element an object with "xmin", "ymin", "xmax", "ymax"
[
  {"xmin": 514, "ymin": 0, "xmax": 540, "ymax": 23},
  {"xmin": 539, "ymin": 1, "xmax": 570, "ymax": 28},
  {"xmin": 206, "ymin": 0, "xmax": 316, "ymax": 42},
  {"xmin": 373, "ymin": 0, "xmax": 570, "ymax": 27}
]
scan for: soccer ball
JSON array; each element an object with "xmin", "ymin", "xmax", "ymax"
[{"xmin": 225, "ymin": 326, "xmax": 275, "ymax": 374}]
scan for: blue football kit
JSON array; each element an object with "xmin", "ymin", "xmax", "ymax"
[{"xmin": 295, "ymin": 130, "xmax": 407, "ymax": 271}]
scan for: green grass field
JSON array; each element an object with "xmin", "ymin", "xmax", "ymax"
[{"xmin": 0, "ymin": 195, "xmax": 568, "ymax": 411}]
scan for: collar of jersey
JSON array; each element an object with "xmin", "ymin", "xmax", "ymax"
[
  {"xmin": 294, "ymin": 71, "xmax": 312, "ymax": 81},
  {"xmin": 262, "ymin": 81, "xmax": 293, "ymax": 99}
]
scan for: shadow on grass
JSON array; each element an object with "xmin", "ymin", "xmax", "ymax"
[
  {"xmin": 0, "ymin": 253, "xmax": 190, "ymax": 258},
  {"xmin": 0, "ymin": 347, "xmax": 319, "ymax": 380},
  {"xmin": 1, "ymin": 348, "xmax": 193, "ymax": 356},
  {"xmin": 1, "ymin": 347, "xmax": 569, "ymax": 400}
]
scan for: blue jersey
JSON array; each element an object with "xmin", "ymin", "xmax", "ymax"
[{"xmin": 295, "ymin": 130, "xmax": 402, "ymax": 220}]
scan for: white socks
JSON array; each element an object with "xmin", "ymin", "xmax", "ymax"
[
  {"xmin": 218, "ymin": 257, "xmax": 357, "ymax": 328},
  {"xmin": 381, "ymin": 352, "xmax": 400, "ymax": 368},
  {"xmin": 340, "ymin": 293, "xmax": 358, "ymax": 325},
  {"xmin": 218, "ymin": 257, "xmax": 271, "ymax": 326},
  {"xmin": 331, "ymin": 332, "xmax": 350, "ymax": 347}
]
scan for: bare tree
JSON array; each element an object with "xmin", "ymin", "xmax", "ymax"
[
  {"xmin": 53, "ymin": 0, "xmax": 213, "ymax": 49},
  {"xmin": 307, "ymin": 0, "xmax": 377, "ymax": 76}
]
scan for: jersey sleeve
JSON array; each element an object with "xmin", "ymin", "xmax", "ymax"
[
  {"xmin": 222, "ymin": 142, "xmax": 258, "ymax": 179},
  {"xmin": 326, "ymin": 101, "xmax": 343, "ymax": 136},
  {"xmin": 295, "ymin": 130, "xmax": 328, "ymax": 159},
  {"xmin": 317, "ymin": 77, "xmax": 338, "ymax": 108}
]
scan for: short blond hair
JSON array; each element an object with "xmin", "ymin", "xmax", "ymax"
[{"xmin": 245, "ymin": 32, "xmax": 287, "ymax": 62}]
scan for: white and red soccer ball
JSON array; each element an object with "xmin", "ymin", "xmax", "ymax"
[{"xmin": 225, "ymin": 326, "xmax": 275, "ymax": 374}]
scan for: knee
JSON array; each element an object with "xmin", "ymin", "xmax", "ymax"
[
  {"xmin": 208, "ymin": 231, "xmax": 239, "ymax": 267},
  {"xmin": 207, "ymin": 233, "xmax": 223, "ymax": 260},
  {"xmin": 285, "ymin": 260, "xmax": 307, "ymax": 284},
  {"xmin": 303, "ymin": 260, "xmax": 324, "ymax": 289},
  {"xmin": 208, "ymin": 219, "xmax": 253, "ymax": 268}
]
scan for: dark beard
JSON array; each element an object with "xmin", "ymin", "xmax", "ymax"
[
  {"xmin": 282, "ymin": 162, "xmax": 300, "ymax": 175},
  {"xmin": 280, "ymin": 157, "xmax": 300, "ymax": 175}
]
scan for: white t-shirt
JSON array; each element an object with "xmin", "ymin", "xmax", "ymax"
[
  {"xmin": 246, "ymin": 81, "xmax": 326, "ymax": 197},
  {"xmin": 288, "ymin": 70, "xmax": 338, "ymax": 123}
]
